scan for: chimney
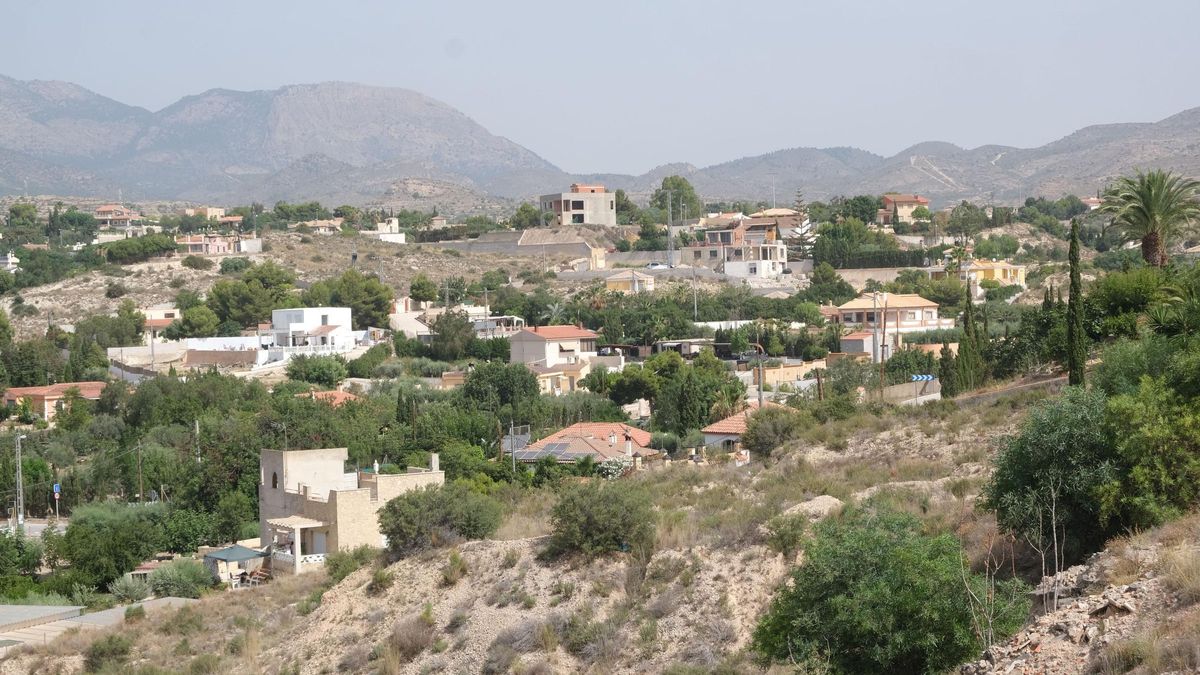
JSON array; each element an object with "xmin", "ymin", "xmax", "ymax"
[
  {"xmin": 608, "ymin": 431, "xmax": 617, "ymax": 446},
  {"xmin": 625, "ymin": 433, "xmax": 633, "ymax": 457},
  {"xmin": 430, "ymin": 453, "xmax": 440, "ymax": 473}
]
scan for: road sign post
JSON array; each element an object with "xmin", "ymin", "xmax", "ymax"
[
  {"xmin": 910, "ymin": 374, "xmax": 936, "ymax": 403},
  {"xmin": 53, "ymin": 483, "xmax": 60, "ymax": 521}
]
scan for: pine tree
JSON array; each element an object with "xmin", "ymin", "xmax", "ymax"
[
  {"xmin": 1066, "ymin": 218, "xmax": 1086, "ymax": 386},
  {"xmin": 1042, "ymin": 286, "xmax": 1053, "ymax": 312},
  {"xmin": 938, "ymin": 341, "xmax": 959, "ymax": 398}
]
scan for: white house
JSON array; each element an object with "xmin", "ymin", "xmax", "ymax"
[
  {"xmin": 270, "ymin": 307, "xmax": 356, "ymax": 353},
  {"xmin": 509, "ymin": 326, "xmax": 598, "ymax": 368}
]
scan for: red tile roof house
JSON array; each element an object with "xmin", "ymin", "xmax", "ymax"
[
  {"xmin": 701, "ymin": 401, "xmax": 785, "ymax": 452},
  {"xmin": 512, "ymin": 422, "xmax": 660, "ymax": 468},
  {"xmin": 2, "ymin": 382, "xmax": 107, "ymax": 423}
]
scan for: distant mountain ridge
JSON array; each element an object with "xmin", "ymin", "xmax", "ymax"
[{"xmin": 2, "ymin": 74, "xmax": 1199, "ymax": 210}]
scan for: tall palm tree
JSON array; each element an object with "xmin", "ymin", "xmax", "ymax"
[{"xmin": 1101, "ymin": 169, "xmax": 1200, "ymax": 267}]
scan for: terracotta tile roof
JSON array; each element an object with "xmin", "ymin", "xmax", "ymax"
[
  {"xmin": 297, "ymin": 390, "xmax": 362, "ymax": 407},
  {"xmin": 144, "ymin": 318, "xmax": 174, "ymax": 329},
  {"xmin": 2, "ymin": 381, "xmax": 107, "ymax": 401},
  {"xmin": 842, "ymin": 331, "xmax": 874, "ymax": 340},
  {"xmin": 838, "ymin": 293, "xmax": 939, "ymax": 311},
  {"xmin": 540, "ymin": 422, "xmax": 652, "ymax": 448},
  {"xmin": 518, "ymin": 434, "xmax": 658, "ymax": 463},
  {"xmin": 519, "ymin": 326, "xmax": 597, "ymax": 340},
  {"xmin": 701, "ymin": 401, "xmax": 785, "ymax": 436},
  {"xmin": 309, "ymin": 324, "xmax": 341, "ymax": 336},
  {"xmin": 882, "ymin": 194, "xmax": 930, "ymax": 206}
]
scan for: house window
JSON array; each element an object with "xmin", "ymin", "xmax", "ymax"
[
  {"xmin": 571, "ymin": 200, "xmax": 584, "ymax": 210},
  {"xmin": 320, "ymin": 314, "xmax": 329, "ymax": 326},
  {"xmin": 610, "ymin": 200, "xmax": 614, "ymax": 210},
  {"xmin": 694, "ymin": 251, "xmax": 701, "ymax": 259},
  {"xmin": 749, "ymin": 265, "xmax": 757, "ymax": 274},
  {"xmin": 572, "ymin": 214, "xmax": 584, "ymax": 224},
  {"xmin": 271, "ymin": 472, "xmax": 278, "ymax": 489},
  {"xmin": 709, "ymin": 250, "xmax": 718, "ymax": 258}
]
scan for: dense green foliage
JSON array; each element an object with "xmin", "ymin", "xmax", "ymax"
[
  {"xmin": 378, "ymin": 483, "xmax": 503, "ymax": 554},
  {"xmin": 546, "ymin": 480, "xmax": 654, "ymax": 558},
  {"xmin": 754, "ymin": 507, "xmax": 1028, "ymax": 674}
]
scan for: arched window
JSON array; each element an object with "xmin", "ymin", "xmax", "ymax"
[{"xmin": 271, "ymin": 472, "xmax": 278, "ymax": 489}]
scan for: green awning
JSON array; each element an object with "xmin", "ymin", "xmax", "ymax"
[{"xmin": 203, "ymin": 544, "xmax": 266, "ymax": 563}]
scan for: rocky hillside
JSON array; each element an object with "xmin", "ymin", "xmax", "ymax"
[
  {"xmin": 3, "ymin": 73, "xmax": 1200, "ymax": 208},
  {"xmin": 962, "ymin": 513, "xmax": 1200, "ymax": 675}
]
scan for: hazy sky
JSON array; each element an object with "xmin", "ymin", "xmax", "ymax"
[{"xmin": 5, "ymin": 0, "xmax": 1199, "ymax": 174}]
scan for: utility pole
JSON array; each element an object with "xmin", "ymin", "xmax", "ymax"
[
  {"xmin": 15, "ymin": 435, "xmax": 26, "ymax": 529},
  {"xmin": 666, "ymin": 194, "xmax": 673, "ymax": 267},
  {"xmin": 509, "ymin": 420, "xmax": 516, "ymax": 474},
  {"xmin": 692, "ymin": 266, "xmax": 698, "ymax": 320},
  {"xmin": 137, "ymin": 442, "xmax": 144, "ymax": 503},
  {"xmin": 194, "ymin": 420, "xmax": 201, "ymax": 464}
]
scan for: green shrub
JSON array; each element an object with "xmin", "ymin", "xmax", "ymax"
[
  {"xmin": 764, "ymin": 514, "xmax": 807, "ymax": 558},
  {"xmin": 159, "ymin": 605, "xmax": 203, "ymax": 635},
  {"xmin": 70, "ymin": 582, "xmax": 99, "ymax": 607},
  {"xmin": 379, "ymin": 483, "xmax": 503, "ymax": 555},
  {"xmin": 219, "ymin": 257, "xmax": 252, "ymax": 275},
  {"xmin": 441, "ymin": 550, "xmax": 468, "ymax": 586},
  {"xmin": 296, "ymin": 588, "xmax": 324, "ymax": 616},
  {"xmin": 149, "ymin": 559, "xmax": 214, "ymax": 599},
  {"xmin": 981, "ymin": 387, "xmax": 1119, "ymax": 562},
  {"xmin": 104, "ymin": 281, "xmax": 128, "ymax": 298},
  {"xmin": 753, "ymin": 507, "xmax": 1028, "ymax": 674},
  {"xmin": 108, "ymin": 576, "xmax": 151, "ymax": 603},
  {"xmin": 124, "ymin": 604, "xmax": 146, "ymax": 622},
  {"xmin": 188, "ymin": 653, "xmax": 222, "ymax": 675},
  {"xmin": 285, "ymin": 354, "xmax": 348, "ymax": 387},
  {"xmin": 324, "ymin": 544, "xmax": 376, "ymax": 583},
  {"xmin": 347, "ymin": 343, "xmax": 392, "ymax": 379},
  {"xmin": 366, "ymin": 567, "xmax": 394, "ymax": 596},
  {"xmin": 545, "ymin": 481, "xmax": 654, "ymax": 558},
  {"xmin": 181, "ymin": 255, "xmax": 214, "ymax": 271},
  {"xmin": 85, "ymin": 634, "xmax": 132, "ymax": 672}
]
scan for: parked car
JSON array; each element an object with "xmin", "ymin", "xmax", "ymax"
[{"xmin": 646, "ymin": 262, "xmax": 670, "ymax": 270}]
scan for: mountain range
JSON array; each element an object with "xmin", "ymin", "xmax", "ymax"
[{"xmin": 3, "ymin": 74, "xmax": 1200, "ymax": 211}]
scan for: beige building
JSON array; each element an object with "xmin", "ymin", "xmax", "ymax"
[
  {"xmin": 876, "ymin": 194, "xmax": 931, "ymax": 226},
  {"xmin": 540, "ymin": 184, "xmax": 617, "ymax": 227},
  {"xmin": 605, "ymin": 270, "xmax": 656, "ymax": 294},
  {"xmin": 258, "ymin": 448, "xmax": 444, "ymax": 574},
  {"xmin": 835, "ymin": 292, "xmax": 956, "ymax": 361}
]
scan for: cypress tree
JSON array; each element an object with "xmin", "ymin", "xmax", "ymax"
[
  {"xmin": 957, "ymin": 290, "xmax": 985, "ymax": 391},
  {"xmin": 1067, "ymin": 218, "xmax": 1086, "ymax": 386},
  {"xmin": 1042, "ymin": 286, "xmax": 1053, "ymax": 312},
  {"xmin": 938, "ymin": 341, "xmax": 959, "ymax": 398}
]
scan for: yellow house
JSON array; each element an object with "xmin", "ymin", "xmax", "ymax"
[
  {"xmin": 961, "ymin": 258, "xmax": 1026, "ymax": 287},
  {"xmin": 929, "ymin": 258, "xmax": 1027, "ymax": 300},
  {"xmin": 605, "ymin": 270, "xmax": 656, "ymax": 294}
]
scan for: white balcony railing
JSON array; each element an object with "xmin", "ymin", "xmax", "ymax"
[
  {"xmin": 300, "ymin": 554, "xmax": 326, "ymax": 565},
  {"xmin": 272, "ymin": 550, "xmax": 295, "ymax": 565}
]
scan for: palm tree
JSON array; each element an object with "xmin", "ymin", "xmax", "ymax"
[
  {"xmin": 1101, "ymin": 169, "xmax": 1200, "ymax": 267},
  {"xmin": 540, "ymin": 302, "xmax": 566, "ymax": 325}
]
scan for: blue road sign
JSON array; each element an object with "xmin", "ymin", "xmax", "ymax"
[
  {"xmin": 910, "ymin": 374, "xmax": 935, "ymax": 382},
  {"xmin": 53, "ymin": 483, "xmax": 60, "ymax": 494}
]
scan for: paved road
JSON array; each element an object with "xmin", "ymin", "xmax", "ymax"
[{"xmin": 0, "ymin": 519, "xmax": 66, "ymax": 540}]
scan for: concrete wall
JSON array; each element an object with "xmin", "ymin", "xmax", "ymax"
[
  {"xmin": 510, "ymin": 335, "xmax": 554, "ymax": 366},
  {"xmin": 834, "ymin": 267, "xmax": 909, "ymax": 290}
]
